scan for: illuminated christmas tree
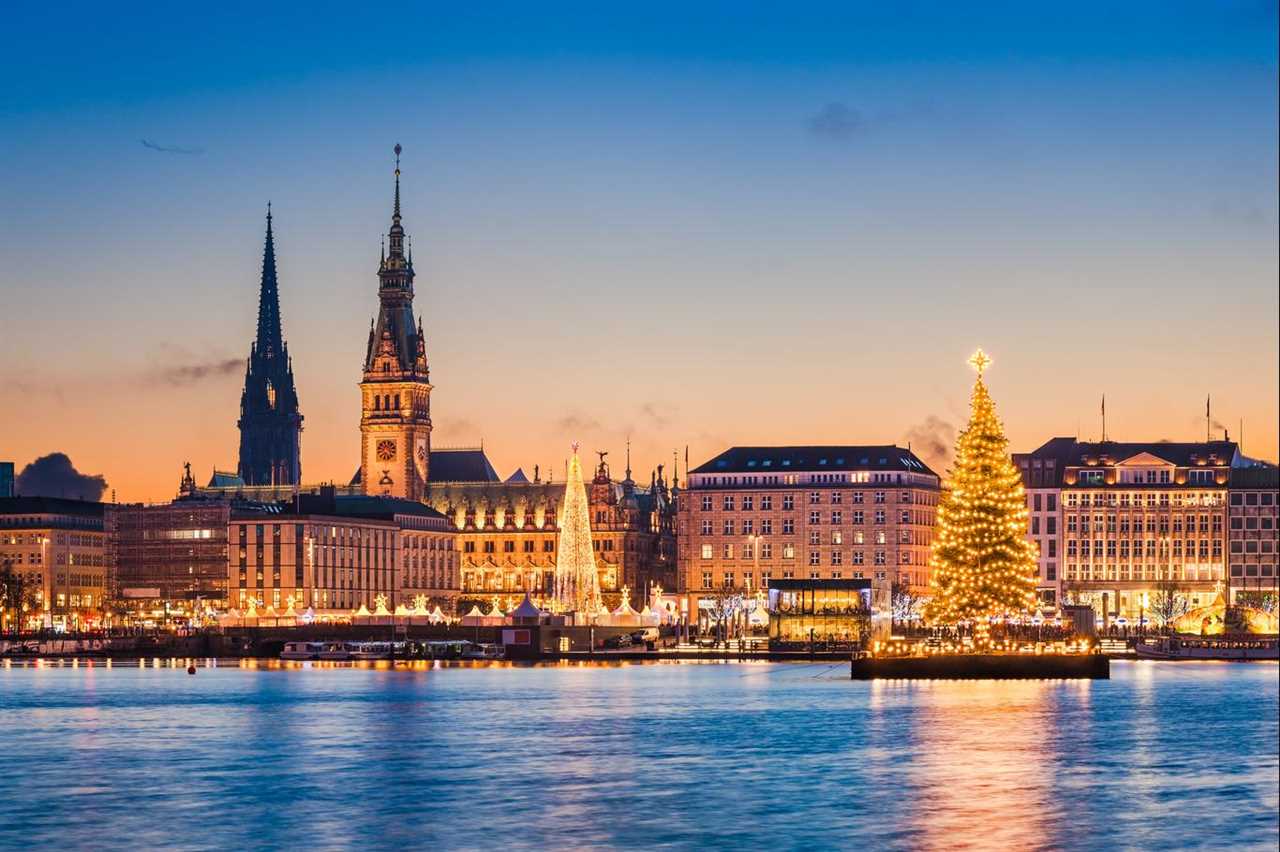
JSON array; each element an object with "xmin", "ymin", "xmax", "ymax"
[
  {"xmin": 924, "ymin": 349, "xmax": 1038, "ymax": 624},
  {"xmin": 553, "ymin": 444, "xmax": 602, "ymax": 615}
]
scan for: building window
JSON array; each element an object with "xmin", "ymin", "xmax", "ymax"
[
  {"xmin": 700, "ymin": 544, "xmax": 713, "ymax": 560},
  {"xmin": 701, "ymin": 496, "xmax": 712, "ymax": 511}
]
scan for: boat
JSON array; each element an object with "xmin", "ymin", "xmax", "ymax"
[
  {"xmin": 281, "ymin": 641, "xmax": 327, "ymax": 661},
  {"xmin": 317, "ymin": 641, "xmax": 355, "ymax": 661},
  {"xmin": 424, "ymin": 640, "xmax": 471, "ymax": 659},
  {"xmin": 461, "ymin": 642, "xmax": 505, "ymax": 660},
  {"xmin": 1134, "ymin": 635, "xmax": 1279, "ymax": 661},
  {"xmin": 348, "ymin": 641, "xmax": 406, "ymax": 661}
]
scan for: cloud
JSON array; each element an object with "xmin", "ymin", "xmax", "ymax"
[
  {"xmin": 141, "ymin": 139, "xmax": 204, "ymax": 155},
  {"xmin": 903, "ymin": 416, "xmax": 956, "ymax": 474},
  {"xmin": 140, "ymin": 343, "xmax": 242, "ymax": 387},
  {"xmin": 149, "ymin": 357, "xmax": 242, "ymax": 386},
  {"xmin": 16, "ymin": 453, "xmax": 108, "ymax": 501},
  {"xmin": 555, "ymin": 413, "xmax": 602, "ymax": 433},
  {"xmin": 1210, "ymin": 198, "xmax": 1268, "ymax": 227},
  {"xmin": 807, "ymin": 102, "xmax": 863, "ymax": 140}
]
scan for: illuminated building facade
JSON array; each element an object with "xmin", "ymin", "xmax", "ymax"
[
  {"xmin": 110, "ymin": 496, "xmax": 232, "ymax": 620},
  {"xmin": 0, "ymin": 496, "xmax": 108, "ymax": 629},
  {"xmin": 358, "ymin": 146, "xmax": 433, "ymax": 501},
  {"xmin": 677, "ymin": 446, "xmax": 939, "ymax": 619},
  {"xmin": 420, "ymin": 448, "xmax": 677, "ymax": 603},
  {"xmin": 1012, "ymin": 437, "xmax": 1075, "ymax": 606},
  {"xmin": 1228, "ymin": 463, "xmax": 1279, "ymax": 603},
  {"xmin": 237, "ymin": 206, "xmax": 303, "ymax": 486},
  {"xmin": 1016, "ymin": 439, "xmax": 1238, "ymax": 621},
  {"xmin": 227, "ymin": 490, "xmax": 456, "ymax": 614}
]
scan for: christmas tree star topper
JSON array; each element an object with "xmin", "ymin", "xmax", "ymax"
[{"xmin": 968, "ymin": 348, "xmax": 992, "ymax": 377}]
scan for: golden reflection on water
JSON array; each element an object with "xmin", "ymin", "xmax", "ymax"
[{"xmin": 875, "ymin": 679, "xmax": 1084, "ymax": 849}]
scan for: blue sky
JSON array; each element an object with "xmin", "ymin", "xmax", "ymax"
[{"xmin": 2, "ymin": 1, "xmax": 1276, "ymax": 499}]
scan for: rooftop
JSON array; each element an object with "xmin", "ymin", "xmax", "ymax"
[
  {"xmin": 691, "ymin": 445, "xmax": 936, "ymax": 477},
  {"xmin": 0, "ymin": 496, "xmax": 106, "ymax": 519}
]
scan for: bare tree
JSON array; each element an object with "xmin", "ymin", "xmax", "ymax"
[
  {"xmin": 704, "ymin": 586, "xmax": 744, "ymax": 648},
  {"xmin": 1149, "ymin": 575, "xmax": 1189, "ymax": 630},
  {"xmin": 0, "ymin": 560, "xmax": 39, "ymax": 635},
  {"xmin": 890, "ymin": 579, "xmax": 924, "ymax": 630}
]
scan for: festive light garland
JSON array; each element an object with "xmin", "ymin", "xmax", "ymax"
[{"xmin": 924, "ymin": 350, "xmax": 1039, "ymax": 625}]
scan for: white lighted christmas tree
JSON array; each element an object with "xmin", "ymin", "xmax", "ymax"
[
  {"xmin": 553, "ymin": 443, "xmax": 602, "ymax": 614},
  {"xmin": 924, "ymin": 349, "xmax": 1038, "ymax": 623}
]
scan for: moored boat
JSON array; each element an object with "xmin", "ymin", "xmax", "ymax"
[
  {"xmin": 1134, "ymin": 634, "xmax": 1278, "ymax": 661},
  {"xmin": 317, "ymin": 641, "xmax": 355, "ymax": 661},
  {"xmin": 281, "ymin": 641, "xmax": 326, "ymax": 661}
]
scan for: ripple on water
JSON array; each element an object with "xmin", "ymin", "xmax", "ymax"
[{"xmin": 0, "ymin": 660, "xmax": 1276, "ymax": 850}]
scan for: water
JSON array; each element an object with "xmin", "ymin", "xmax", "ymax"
[{"xmin": 1, "ymin": 660, "xmax": 1276, "ymax": 851}]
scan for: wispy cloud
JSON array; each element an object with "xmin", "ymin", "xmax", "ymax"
[
  {"xmin": 151, "ymin": 358, "xmax": 242, "ymax": 385},
  {"xmin": 807, "ymin": 102, "xmax": 863, "ymax": 141},
  {"xmin": 141, "ymin": 138, "xmax": 204, "ymax": 155},
  {"xmin": 140, "ymin": 343, "xmax": 241, "ymax": 387},
  {"xmin": 556, "ymin": 413, "xmax": 602, "ymax": 433}
]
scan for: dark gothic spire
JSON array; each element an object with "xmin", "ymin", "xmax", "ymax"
[
  {"xmin": 255, "ymin": 202, "xmax": 283, "ymax": 357},
  {"xmin": 239, "ymin": 202, "xmax": 303, "ymax": 487}
]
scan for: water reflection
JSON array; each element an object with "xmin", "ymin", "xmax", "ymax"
[{"xmin": 0, "ymin": 661, "xmax": 1275, "ymax": 850}]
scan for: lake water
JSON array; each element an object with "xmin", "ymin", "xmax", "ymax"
[{"xmin": 1, "ymin": 660, "xmax": 1276, "ymax": 850}]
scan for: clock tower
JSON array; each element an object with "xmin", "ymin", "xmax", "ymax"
[{"xmin": 359, "ymin": 144, "xmax": 432, "ymax": 500}]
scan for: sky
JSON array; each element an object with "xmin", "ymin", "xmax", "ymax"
[{"xmin": 1, "ymin": 1, "xmax": 1277, "ymax": 502}]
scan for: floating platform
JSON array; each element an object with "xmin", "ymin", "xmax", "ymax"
[{"xmin": 850, "ymin": 653, "xmax": 1109, "ymax": 680}]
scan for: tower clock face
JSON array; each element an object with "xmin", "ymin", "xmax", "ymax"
[{"xmin": 376, "ymin": 440, "xmax": 397, "ymax": 462}]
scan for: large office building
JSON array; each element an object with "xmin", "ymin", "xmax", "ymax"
[
  {"xmin": 1228, "ymin": 462, "xmax": 1279, "ymax": 604},
  {"xmin": 227, "ymin": 489, "xmax": 456, "ymax": 614},
  {"xmin": 0, "ymin": 496, "xmax": 109, "ymax": 629},
  {"xmin": 109, "ymin": 489, "xmax": 233, "ymax": 622},
  {"xmin": 676, "ymin": 446, "xmax": 940, "ymax": 622},
  {"xmin": 1015, "ymin": 439, "xmax": 1239, "ymax": 621}
]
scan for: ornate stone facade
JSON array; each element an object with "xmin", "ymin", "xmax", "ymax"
[
  {"xmin": 359, "ymin": 145, "xmax": 433, "ymax": 501},
  {"xmin": 420, "ymin": 448, "xmax": 677, "ymax": 603}
]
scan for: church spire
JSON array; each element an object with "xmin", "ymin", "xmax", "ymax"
[
  {"xmin": 255, "ymin": 202, "xmax": 283, "ymax": 357},
  {"xmin": 238, "ymin": 202, "xmax": 303, "ymax": 487}
]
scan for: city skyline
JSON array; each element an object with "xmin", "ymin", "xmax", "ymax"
[{"xmin": 2, "ymin": 1, "xmax": 1277, "ymax": 502}]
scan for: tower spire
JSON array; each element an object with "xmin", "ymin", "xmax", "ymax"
[
  {"xmin": 255, "ymin": 202, "xmax": 283, "ymax": 357},
  {"xmin": 393, "ymin": 143, "xmax": 402, "ymax": 223},
  {"xmin": 385, "ymin": 143, "xmax": 407, "ymax": 263}
]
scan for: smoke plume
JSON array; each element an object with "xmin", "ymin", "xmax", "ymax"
[{"xmin": 903, "ymin": 416, "xmax": 955, "ymax": 474}]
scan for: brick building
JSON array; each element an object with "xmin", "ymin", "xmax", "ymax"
[
  {"xmin": 228, "ymin": 490, "xmax": 456, "ymax": 615},
  {"xmin": 1228, "ymin": 462, "xmax": 1279, "ymax": 604},
  {"xmin": 677, "ymin": 446, "xmax": 940, "ymax": 623}
]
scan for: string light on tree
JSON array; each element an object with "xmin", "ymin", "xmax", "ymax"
[{"xmin": 924, "ymin": 348, "xmax": 1039, "ymax": 625}]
